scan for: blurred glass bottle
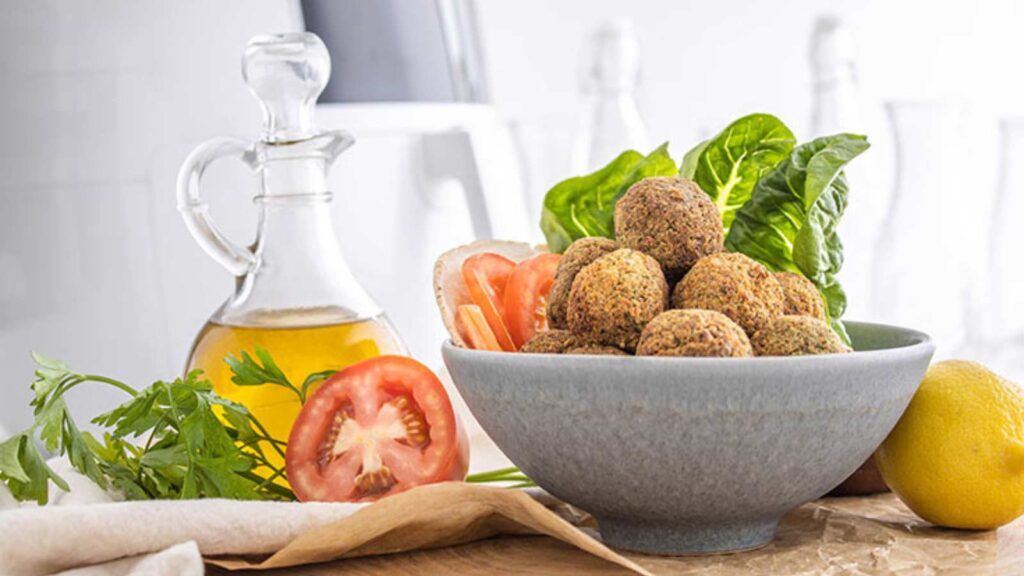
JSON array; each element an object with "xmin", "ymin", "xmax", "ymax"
[
  {"xmin": 572, "ymin": 21, "xmax": 650, "ymax": 172},
  {"xmin": 808, "ymin": 16, "xmax": 877, "ymax": 321},
  {"xmin": 988, "ymin": 119, "xmax": 1024, "ymax": 343},
  {"xmin": 872, "ymin": 101, "xmax": 968, "ymax": 350},
  {"xmin": 809, "ymin": 16, "xmax": 860, "ymax": 137}
]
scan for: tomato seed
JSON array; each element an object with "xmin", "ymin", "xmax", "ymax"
[
  {"xmin": 392, "ymin": 396, "xmax": 429, "ymax": 447},
  {"xmin": 355, "ymin": 467, "xmax": 396, "ymax": 496},
  {"xmin": 317, "ymin": 410, "xmax": 351, "ymax": 469}
]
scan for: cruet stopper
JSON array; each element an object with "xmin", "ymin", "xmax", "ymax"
[{"xmin": 243, "ymin": 33, "xmax": 331, "ymax": 144}]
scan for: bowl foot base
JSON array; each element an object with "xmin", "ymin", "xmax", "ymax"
[{"xmin": 596, "ymin": 516, "xmax": 778, "ymax": 555}]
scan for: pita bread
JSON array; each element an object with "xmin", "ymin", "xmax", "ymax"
[{"xmin": 433, "ymin": 240, "xmax": 541, "ymax": 347}]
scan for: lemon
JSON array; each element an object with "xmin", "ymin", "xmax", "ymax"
[{"xmin": 876, "ymin": 360, "xmax": 1024, "ymax": 529}]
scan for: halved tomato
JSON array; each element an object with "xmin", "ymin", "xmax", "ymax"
[
  {"xmin": 462, "ymin": 253, "xmax": 517, "ymax": 351},
  {"xmin": 455, "ymin": 304, "xmax": 503, "ymax": 351},
  {"xmin": 286, "ymin": 356, "xmax": 469, "ymax": 502},
  {"xmin": 504, "ymin": 253, "xmax": 561, "ymax": 349}
]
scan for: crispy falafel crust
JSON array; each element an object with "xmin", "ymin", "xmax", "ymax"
[
  {"xmin": 567, "ymin": 248, "xmax": 668, "ymax": 352},
  {"xmin": 520, "ymin": 329, "xmax": 576, "ymax": 354},
  {"xmin": 672, "ymin": 252, "xmax": 784, "ymax": 336},
  {"xmin": 564, "ymin": 344, "xmax": 629, "ymax": 356},
  {"xmin": 775, "ymin": 271, "xmax": 826, "ymax": 320},
  {"xmin": 547, "ymin": 237, "xmax": 619, "ymax": 329},
  {"xmin": 614, "ymin": 177, "xmax": 724, "ymax": 279},
  {"xmin": 637, "ymin": 309, "xmax": 752, "ymax": 357},
  {"xmin": 751, "ymin": 315, "xmax": 852, "ymax": 356}
]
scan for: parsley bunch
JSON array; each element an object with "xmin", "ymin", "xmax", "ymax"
[{"xmin": 0, "ymin": 353, "xmax": 305, "ymax": 504}]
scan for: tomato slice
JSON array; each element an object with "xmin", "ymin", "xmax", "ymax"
[
  {"xmin": 455, "ymin": 304, "xmax": 503, "ymax": 351},
  {"xmin": 286, "ymin": 356, "xmax": 469, "ymax": 502},
  {"xmin": 462, "ymin": 253, "xmax": 517, "ymax": 352},
  {"xmin": 503, "ymin": 253, "xmax": 561, "ymax": 349}
]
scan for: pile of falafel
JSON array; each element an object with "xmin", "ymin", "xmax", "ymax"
[{"xmin": 523, "ymin": 176, "xmax": 852, "ymax": 358}]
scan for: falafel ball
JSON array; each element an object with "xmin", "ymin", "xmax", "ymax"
[
  {"xmin": 751, "ymin": 315, "xmax": 852, "ymax": 356},
  {"xmin": 614, "ymin": 177, "xmax": 724, "ymax": 279},
  {"xmin": 567, "ymin": 248, "xmax": 668, "ymax": 351},
  {"xmin": 564, "ymin": 344, "xmax": 629, "ymax": 356},
  {"xmin": 671, "ymin": 252, "xmax": 784, "ymax": 336},
  {"xmin": 520, "ymin": 329, "xmax": 576, "ymax": 354},
  {"xmin": 637, "ymin": 309, "xmax": 752, "ymax": 357},
  {"xmin": 775, "ymin": 271, "xmax": 826, "ymax": 320},
  {"xmin": 547, "ymin": 237, "xmax": 619, "ymax": 329}
]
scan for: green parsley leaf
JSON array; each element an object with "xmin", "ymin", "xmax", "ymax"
[
  {"xmin": 225, "ymin": 345, "xmax": 304, "ymax": 402},
  {"xmin": 0, "ymin": 433, "xmax": 70, "ymax": 504},
  {"xmin": 0, "ymin": 353, "xmax": 301, "ymax": 504}
]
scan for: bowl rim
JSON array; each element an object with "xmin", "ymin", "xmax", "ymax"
[{"xmin": 441, "ymin": 320, "xmax": 934, "ymax": 366}]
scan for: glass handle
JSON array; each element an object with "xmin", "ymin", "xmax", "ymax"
[{"xmin": 176, "ymin": 137, "xmax": 259, "ymax": 276}]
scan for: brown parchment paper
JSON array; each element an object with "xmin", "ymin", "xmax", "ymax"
[
  {"xmin": 207, "ymin": 483, "xmax": 1008, "ymax": 575},
  {"xmin": 626, "ymin": 495, "xmax": 998, "ymax": 575},
  {"xmin": 206, "ymin": 482, "xmax": 653, "ymax": 575}
]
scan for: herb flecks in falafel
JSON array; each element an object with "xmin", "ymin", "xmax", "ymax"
[
  {"xmin": 614, "ymin": 177, "xmax": 724, "ymax": 280},
  {"xmin": 751, "ymin": 315, "xmax": 851, "ymax": 356},
  {"xmin": 520, "ymin": 329, "xmax": 577, "ymax": 354},
  {"xmin": 638, "ymin": 309, "xmax": 753, "ymax": 357},
  {"xmin": 672, "ymin": 252, "xmax": 784, "ymax": 336},
  {"xmin": 564, "ymin": 344, "xmax": 629, "ymax": 356},
  {"xmin": 547, "ymin": 237, "xmax": 619, "ymax": 329},
  {"xmin": 567, "ymin": 248, "xmax": 668, "ymax": 352},
  {"xmin": 774, "ymin": 271, "xmax": 826, "ymax": 320}
]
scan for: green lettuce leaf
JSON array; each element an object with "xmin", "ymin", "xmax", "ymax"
[
  {"xmin": 679, "ymin": 139, "xmax": 708, "ymax": 178},
  {"xmin": 681, "ymin": 113, "xmax": 795, "ymax": 233},
  {"xmin": 725, "ymin": 133, "xmax": 870, "ymax": 342},
  {"xmin": 540, "ymin": 143, "xmax": 678, "ymax": 253}
]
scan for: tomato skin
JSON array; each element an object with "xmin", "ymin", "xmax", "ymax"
[
  {"xmin": 503, "ymin": 253, "xmax": 561, "ymax": 349},
  {"xmin": 285, "ymin": 356, "xmax": 469, "ymax": 503},
  {"xmin": 462, "ymin": 254, "xmax": 517, "ymax": 351}
]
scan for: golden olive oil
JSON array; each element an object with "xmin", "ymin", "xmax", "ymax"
[{"xmin": 185, "ymin": 308, "xmax": 405, "ymax": 477}]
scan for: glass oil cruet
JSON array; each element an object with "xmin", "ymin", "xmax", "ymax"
[{"xmin": 177, "ymin": 33, "xmax": 406, "ymax": 473}]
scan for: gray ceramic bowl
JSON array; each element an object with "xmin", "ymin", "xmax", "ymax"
[{"xmin": 442, "ymin": 321, "xmax": 933, "ymax": 555}]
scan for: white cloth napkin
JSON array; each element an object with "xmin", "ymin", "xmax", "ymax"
[
  {"xmin": 0, "ymin": 460, "xmax": 365, "ymax": 576},
  {"xmin": 53, "ymin": 543, "xmax": 204, "ymax": 576}
]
